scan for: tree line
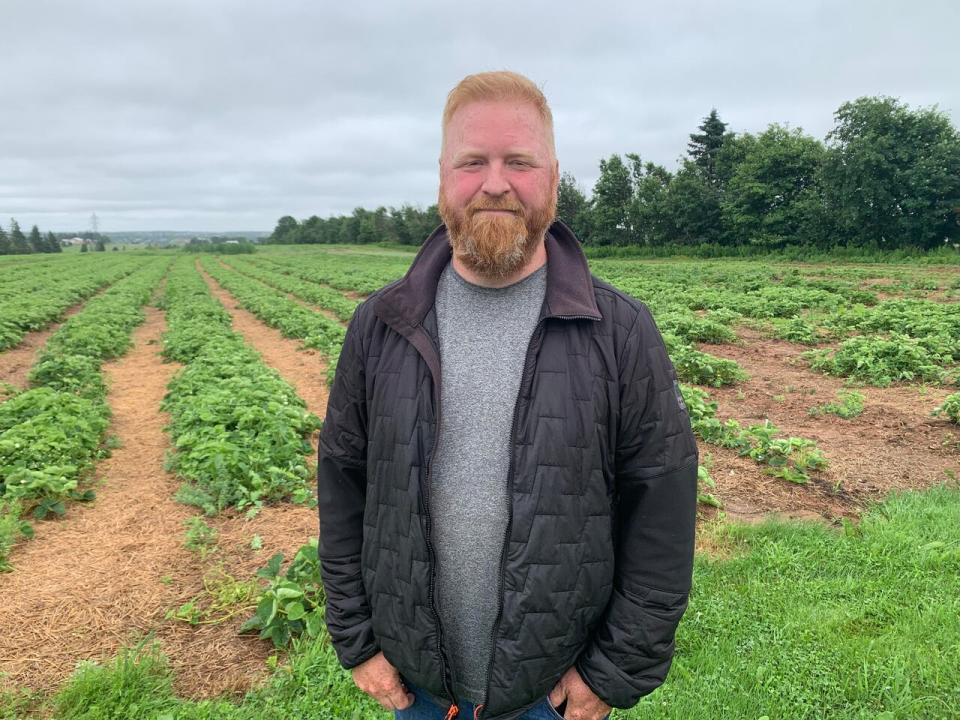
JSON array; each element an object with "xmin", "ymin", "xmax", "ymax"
[
  {"xmin": 268, "ymin": 95, "xmax": 960, "ymax": 252},
  {"xmin": 268, "ymin": 204, "xmax": 441, "ymax": 247},
  {"xmin": 0, "ymin": 219, "xmax": 63, "ymax": 255}
]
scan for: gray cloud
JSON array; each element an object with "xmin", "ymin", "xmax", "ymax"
[{"xmin": 2, "ymin": 0, "xmax": 957, "ymax": 231}]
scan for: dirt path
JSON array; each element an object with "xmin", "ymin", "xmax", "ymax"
[
  {"xmin": 142, "ymin": 265, "xmax": 333, "ymax": 695},
  {"xmin": 0, "ymin": 306, "xmax": 198, "ymax": 697},
  {"xmin": 696, "ymin": 326, "xmax": 960, "ymax": 520}
]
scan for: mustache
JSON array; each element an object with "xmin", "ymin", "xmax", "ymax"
[{"xmin": 469, "ymin": 198, "xmax": 524, "ymax": 214}]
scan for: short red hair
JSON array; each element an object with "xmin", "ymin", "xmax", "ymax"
[{"xmin": 441, "ymin": 70, "xmax": 555, "ymax": 158}]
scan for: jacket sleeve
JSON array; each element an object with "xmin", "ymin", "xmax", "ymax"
[
  {"xmin": 317, "ymin": 308, "xmax": 379, "ymax": 670},
  {"xmin": 575, "ymin": 305, "xmax": 699, "ymax": 708}
]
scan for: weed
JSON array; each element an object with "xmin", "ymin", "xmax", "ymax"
[
  {"xmin": 165, "ymin": 566, "xmax": 258, "ymax": 626},
  {"xmin": 183, "ymin": 516, "xmax": 218, "ymax": 559},
  {"xmin": 809, "ymin": 390, "xmax": 865, "ymax": 419}
]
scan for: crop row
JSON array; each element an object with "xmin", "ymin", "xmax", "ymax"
[
  {"xmin": 260, "ymin": 251, "xmax": 406, "ymax": 295},
  {"xmin": 221, "ymin": 256, "xmax": 358, "ymax": 322},
  {"xmin": 680, "ymin": 384, "xmax": 828, "ymax": 485},
  {"xmin": 248, "ymin": 250, "xmax": 956, "ymax": 389},
  {"xmin": 0, "ymin": 255, "xmax": 143, "ymax": 351},
  {"xmin": 594, "ymin": 260, "xmax": 959, "ymax": 387},
  {"xmin": 198, "ymin": 257, "xmax": 346, "ymax": 385},
  {"xmin": 594, "ymin": 261, "xmax": 879, "ymax": 322},
  {"xmin": 0, "ymin": 259, "xmax": 170, "ymax": 570},
  {"xmin": 158, "ymin": 259, "xmax": 320, "ymax": 516}
]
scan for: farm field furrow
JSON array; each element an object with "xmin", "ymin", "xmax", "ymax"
[
  {"xmin": 696, "ymin": 331, "xmax": 959, "ymax": 516},
  {"xmin": 158, "ymin": 259, "xmax": 320, "ymax": 516},
  {"xmin": 0, "ymin": 255, "xmax": 143, "ymax": 351},
  {"xmin": 259, "ymin": 249, "xmax": 406, "ymax": 296},
  {"xmin": 196, "ymin": 262, "xmax": 332, "ymax": 454},
  {"xmin": 0, "ymin": 284, "xmax": 112, "ymax": 391},
  {"xmin": 221, "ymin": 256, "xmax": 357, "ymax": 323},
  {"xmin": 2, "ymin": 246, "xmax": 958, "ymax": 720},
  {"xmin": 154, "ymin": 259, "xmax": 335, "ymax": 697},
  {"xmin": 197, "ymin": 257, "xmax": 345, "ymax": 384},
  {"xmin": 0, "ymin": 304, "xmax": 195, "ymax": 695},
  {"xmin": 0, "ymin": 259, "xmax": 170, "ymax": 568}
]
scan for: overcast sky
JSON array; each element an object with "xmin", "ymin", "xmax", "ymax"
[{"xmin": 3, "ymin": 1, "xmax": 957, "ymax": 233}]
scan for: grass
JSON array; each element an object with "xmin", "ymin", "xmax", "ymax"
[
  {"xmin": 635, "ymin": 484, "xmax": 960, "ymax": 719},
  {"xmin": 8, "ymin": 487, "xmax": 959, "ymax": 719}
]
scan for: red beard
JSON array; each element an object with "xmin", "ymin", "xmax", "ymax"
[{"xmin": 438, "ymin": 185, "xmax": 556, "ymax": 281}]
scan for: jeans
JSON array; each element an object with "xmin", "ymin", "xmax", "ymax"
[{"xmin": 394, "ymin": 677, "xmax": 610, "ymax": 720}]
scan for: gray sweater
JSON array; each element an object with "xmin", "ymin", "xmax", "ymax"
[{"xmin": 431, "ymin": 259, "xmax": 547, "ymax": 702}]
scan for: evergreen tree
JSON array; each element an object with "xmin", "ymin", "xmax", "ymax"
[
  {"xmin": 28, "ymin": 225, "xmax": 44, "ymax": 253},
  {"xmin": 95, "ymin": 238, "xmax": 106, "ymax": 251},
  {"xmin": 80, "ymin": 241, "xmax": 89, "ymax": 253},
  {"xmin": 688, "ymin": 109, "xmax": 729, "ymax": 186},
  {"xmin": 9, "ymin": 220, "xmax": 31, "ymax": 254},
  {"xmin": 45, "ymin": 231, "xmax": 62, "ymax": 253},
  {"xmin": 0, "ymin": 227, "xmax": 10, "ymax": 254}
]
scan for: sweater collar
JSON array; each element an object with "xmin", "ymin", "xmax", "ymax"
[{"xmin": 374, "ymin": 220, "xmax": 602, "ymax": 329}]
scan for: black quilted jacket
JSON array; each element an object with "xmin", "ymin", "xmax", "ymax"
[{"xmin": 317, "ymin": 221, "xmax": 698, "ymax": 720}]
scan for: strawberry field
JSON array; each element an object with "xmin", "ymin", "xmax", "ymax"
[{"xmin": 0, "ymin": 246, "xmax": 958, "ymax": 719}]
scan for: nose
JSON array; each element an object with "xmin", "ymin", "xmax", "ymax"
[{"xmin": 480, "ymin": 160, "xmax": 510, "ymax": 197}]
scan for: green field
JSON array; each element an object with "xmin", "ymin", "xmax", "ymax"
[{"xmin": 1, "ymin": 245, "xmax": 958, "ymax": 719}]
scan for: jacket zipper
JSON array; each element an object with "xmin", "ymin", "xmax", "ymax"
[
  {"xmin": 476, "ymin": 313, "xmax": 597, "ymax": 720},
  {"xmin": 421, "ymin": 329, "xmax": 459, "ymax": 717}
]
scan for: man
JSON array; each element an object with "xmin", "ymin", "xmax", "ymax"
[{"xmin": 318, "ymin": 71, "xmax": 698, "ymax": 720}]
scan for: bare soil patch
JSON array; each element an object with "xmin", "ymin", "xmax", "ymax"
[{"xmin": 695, "ymin": 326, "xmax": 959, "ymax": 523}]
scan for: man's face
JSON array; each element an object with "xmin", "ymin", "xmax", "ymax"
[{"xmin": 438, "ymin": 100, "xmax": 559, "ymax": 281}]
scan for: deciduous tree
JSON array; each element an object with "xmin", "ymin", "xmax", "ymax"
[
  {"xmin": 823, "ymin": 96, "xmax": 960, "ymax": 248},
  {"xmin": 721, "ymin": 124, "xmax": 827, "ymax": 247}
]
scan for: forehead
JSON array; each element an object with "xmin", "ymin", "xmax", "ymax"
[{"xmin": 444, "ymin": 100, "xmax": 551, "ymax": 156}]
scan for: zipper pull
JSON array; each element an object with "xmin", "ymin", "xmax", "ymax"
[
  {"xmin": 444, "ymin": 703, "xmax": 459, "ymax": 720},
  {"xmin": 473, "ymin": 703, "xmax": 484, "ymax": 720}
]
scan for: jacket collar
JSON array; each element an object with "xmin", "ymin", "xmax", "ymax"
[{"xmin": 374, "ymin": 219, "xmax": 602, "ymax": 330}]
